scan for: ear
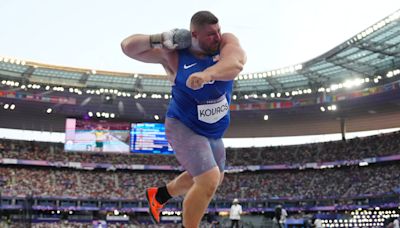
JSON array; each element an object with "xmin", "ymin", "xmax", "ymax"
[{"xmin": 191, "ymin": 31, "xmax": 198, "ymax": 39}]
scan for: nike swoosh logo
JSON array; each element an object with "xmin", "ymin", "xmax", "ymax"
[{"xmin": 183, "ymin": 63, "xmax": 197, "ymax": 69}]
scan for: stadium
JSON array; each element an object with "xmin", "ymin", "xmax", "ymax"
[{"xmin": 0, "ymin": 4, "xmax": 400, "ymax": 228}]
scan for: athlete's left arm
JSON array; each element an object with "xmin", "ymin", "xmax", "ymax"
[
  {"xmin": 186, "ymin": 33, "xmax": 246, "ymax": 90},
  {"xmin": 205, "ymin": 33, "xmax": 246, "ymax": 81}
]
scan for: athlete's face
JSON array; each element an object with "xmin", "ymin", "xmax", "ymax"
[{"xmin": 192, "ymin": 23, "xmax": 221, "ymax": 55}]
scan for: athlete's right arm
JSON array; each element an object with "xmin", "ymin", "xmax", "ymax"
[
  {"xmin": 121, "ymin": 34, "xmax": 168, "ymax": 64},
  {"xmin": 121, "ymin": 29, "xmax": 190, "ymax": 65}
]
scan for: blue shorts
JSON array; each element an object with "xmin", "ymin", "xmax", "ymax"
[{"xmin": 165, "ymin": 117, "xmax": 226, "ymax": 177}]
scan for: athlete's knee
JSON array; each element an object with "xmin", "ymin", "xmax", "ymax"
[
  {"xmin": 204, "ymin": 176, "xmax": 220, "ymax": 198},
  {"xmin": 207, "ymin": 179, "xmax": 220, "ymax": 196},
  {"xmin": 195, "ymin": 167, "xmax": 220, "ymax": 197}
]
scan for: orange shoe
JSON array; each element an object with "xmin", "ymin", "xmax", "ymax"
[{"xmin": 146, "ymin": 187, "xmax": 165, "ymax": 224}]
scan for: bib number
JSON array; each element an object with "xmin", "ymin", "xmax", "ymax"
[{"xmin": 197, "ymin": 95, "xmax": 229, "ymax": 124}]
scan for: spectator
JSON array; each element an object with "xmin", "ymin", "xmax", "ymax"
[
  {"xmin": 273, "ymin": 205, "xmax": 287, "ymax": 228},
  {"xmin": 393, "ymin": 217, "xmax": 400, "ymax": 228},
  {"xmin": 229, "ymin": 198, "xmax": 242, "ymax": 228},
  {"xmin": 314, "ymin": 218, "xmax": 323, "ymax": 228}
]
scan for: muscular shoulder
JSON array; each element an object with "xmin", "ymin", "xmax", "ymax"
[
  {"xmin": 219, "ymin": 33, "xmax": 246, "ymax": 64},
  {"xmin": 221, "ymin": 33, "xmax": 240, "ymax": 45}
]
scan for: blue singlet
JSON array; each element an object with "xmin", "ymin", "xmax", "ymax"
[{"xmin": 166, "ymin": 49, "xmax": 233, "ymax": 139}]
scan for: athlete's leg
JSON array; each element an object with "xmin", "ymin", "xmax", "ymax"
[
  {"xmin": 164, "ymin": 118, "xmax": 224, "ymax": 227},
  {"xmin": 167, "ymin": 137, "xmax": 226, "ymax": 197},
  {"xmin": 182, "ymin": 166, "xmax": 220, "ymax": 228},
  {"xmin": 166, "ymin": 165, "xmax": 223, "ymax": 198},
  {"xmin": 163, "ymin": 117, "xmax": 219, "ymax": 196},
  {"xmin": 146, "ymin": 117, "xmax": 220, "ymax": 223},
  {"xmin": 209, "ymin": 137, "xmax": 226, "ymax": 185},
  {"xmin": 147, "ymin": 118, "xmax": 227, "ymax": 225},
  {"xmin": 166, "ymin": 171, "xmax": 194, "ymax": 197}
]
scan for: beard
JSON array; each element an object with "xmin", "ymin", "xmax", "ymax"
[{"xmin": 191, "ymin": 38, "xmax": 220, "ymax": 55}]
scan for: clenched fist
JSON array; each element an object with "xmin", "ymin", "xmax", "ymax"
[{"xmin": 186, "ymin": 72, "xmax": 212, "ymax": 90}]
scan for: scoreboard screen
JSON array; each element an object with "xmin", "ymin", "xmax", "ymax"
[
  {"xmin": 64, "ymin": 118, "xmax": 130, "ymax": 153},
  {"xmin": 130, "ymin": 123, "xmax": 174, "ymax": 154}
]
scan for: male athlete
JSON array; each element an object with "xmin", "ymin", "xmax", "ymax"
[
  {"xmin": 121, "ymin": 11, "xmax": 246, "ymax": 227},
  {"xmin": 93, "ymin": 124, "xmax": 108, "ymax": 152}
]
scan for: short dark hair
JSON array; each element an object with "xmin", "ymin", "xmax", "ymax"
[{"xmin": 190, "ymin": 11, "xmax": 219, "ymax": 28}]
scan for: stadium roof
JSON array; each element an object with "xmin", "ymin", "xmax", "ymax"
[
  {"xmin": 235, "ymin": 9, "xmax": 400, "ymax": 94},
  {"xmin": 0, "ymin": 10, "xmax": 399, "ymax": 96}
]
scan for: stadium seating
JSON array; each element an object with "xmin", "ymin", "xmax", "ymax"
[{"xmin": 0, "ymin": 131, "xmax": 399, "ymax": 167}]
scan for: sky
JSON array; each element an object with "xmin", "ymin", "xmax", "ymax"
[{"xmin": 0, "ymin": 0, "xmax": 399, "ymax": 75}]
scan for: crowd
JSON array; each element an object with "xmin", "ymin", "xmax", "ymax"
[
  {"xmin": 218, "ymin": 163, "xmax": 400, "ymax": 200},
  {"xmin": 0, "ymin": 132, "xmax": 399, "ymax": 227},
  {"xmin": 0, "ymin": 139, "xmax": 180, "ymax": 166},
  {"xmin": 0, "ymin": 221, "xmax": 182, "ymax": 228},
  {"xmin": 226, "ymin": 130, "xmax": 400, "ymax": 165},
  {"xmin": 0, "ymin": 167, "xmax": 174, "ymax": 200},
  {"xmin": 0, "ymin": 131, "xmax": 399, "ymax": 166},
  {"xmin": 0, "ymin": 131, "xmax": 399, "ymax": 201},
  {"xmin": 0, "ymin": 163, "xmax": 398, "ymax": 201}
]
